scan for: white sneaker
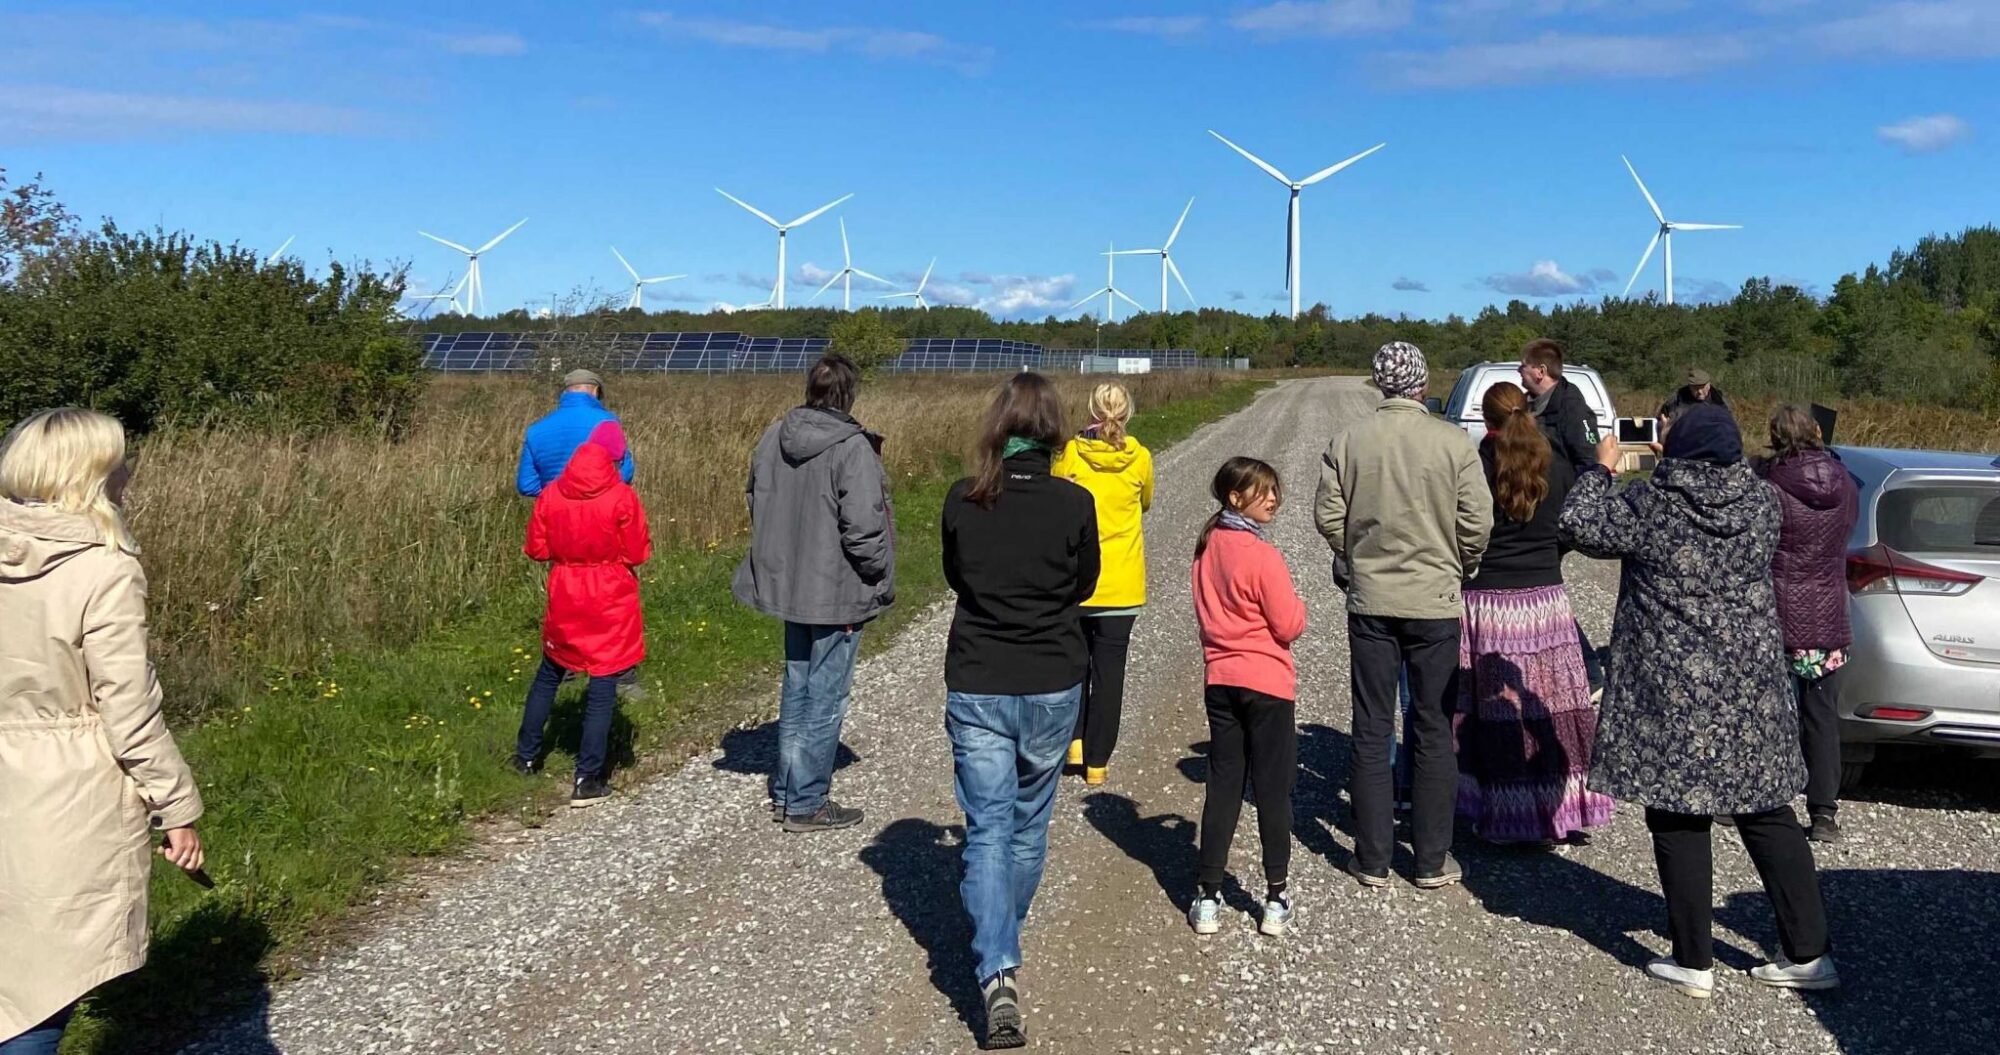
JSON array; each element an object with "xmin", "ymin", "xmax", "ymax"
[
  {"xmin": 1645, "ymin": 957, "xmax": 1714, "ymax": 999},
  {"xmin": 1751, "ymin": 956, "xmax": 1840, "ymax": 990},
  {"xmin": 1258, "ymin": 894, "xmax": 1293, "ymax": 937},
  {"xmin": 1188, "ymin": 895, "xmax": 1222, "ymax": 935}
]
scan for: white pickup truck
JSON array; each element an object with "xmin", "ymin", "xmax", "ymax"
[{"xmin": 1430, "ymin": 361, "xmax": 1617, "ymax": 445}]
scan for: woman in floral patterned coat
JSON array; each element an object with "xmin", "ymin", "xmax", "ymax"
[{"xmin": 1558, "ymin": 403, "xmax": 1838, "ymax": 999}]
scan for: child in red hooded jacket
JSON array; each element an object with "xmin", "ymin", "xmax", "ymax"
[{"xmin": 514, "ymin": 439, "xmax": 652, "ymax": 807}]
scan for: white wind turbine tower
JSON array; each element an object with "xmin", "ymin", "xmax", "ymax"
[
  {"xmin": 1208, "ymin": 130, "xmax": 1384, "ymax": 320},
  {"xmin": 715, "ymin": 189, "xmax": 853, "ymax": 310},
  {"xmin": 1620, "ymin": 156, "xmax": 1742, "ymax": 307},
  {"xmin": 1108, "ymin": 198, "xmax": 1197, "ymax": 312},
  {"xmin": 417, "ymin": 218, "xmax": 527, "ymax": 316},
  {"xmin": 1070, "ymin": 242, "xmax": 1147, "ymax": 322},
  {"xmin": 610, "ymin": 247, "xmax": 686, "ymax": 310},
  {"xmin": 878, "ymin": 258, "xmax": 937, "ymax": 311},
  {"xmin": 264, "ymin": 236, "xmax": 295, "ymax": 266},
  {"xmin": 811, "ymin": 219, "xmax": 894, "ymax": 311}
]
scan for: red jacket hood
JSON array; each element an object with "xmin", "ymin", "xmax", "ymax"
[{"xmin": 558, "ymin": 442, "xmax": 621, "ymax": 500}]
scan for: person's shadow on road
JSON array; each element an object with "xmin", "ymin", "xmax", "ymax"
[
  {"xmin": 1080, "ymin": 792, "xmax": 1258, "ymax": 919},
  {"xmin": 858, "ymin": 818, "xmax": 980, "ymax": 1044},
  {"xmin": 712, "ymin": 720, "xmax": 861, "ymax": 797}
]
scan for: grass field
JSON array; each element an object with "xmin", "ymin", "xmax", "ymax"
[
  {"xmin": 67, "ymin": 369, "xmax": 1269, "ymax": 1054},
  {"xmin": 1619, "ymin": 389, "xmax": 2000, "ymax": 455}
]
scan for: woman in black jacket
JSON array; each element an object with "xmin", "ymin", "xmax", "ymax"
[{"xmin": 941, "ymin": 372, "xmax": 1100, "ymax": 1050}]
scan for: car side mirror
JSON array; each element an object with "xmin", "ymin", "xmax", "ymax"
[{"xmin": 1423, "ymin": 397, "xmax": 1443, "ymax": 415}]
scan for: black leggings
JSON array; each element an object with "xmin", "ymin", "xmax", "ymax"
[
  {"xmin": 1197, "ymin": 685, "xmax": 1296, "ymax": 895},
  {"xmin": 1074, "ymin": 613, "xmax": 1136, "ymax": 768},
  {"xmin": 1646, "ymin": 806, "xmax": 1831, "ymax": 970},
  {"xmin": 1797, "ymin": 669, "xmax": 1843, "ymax": 820}
]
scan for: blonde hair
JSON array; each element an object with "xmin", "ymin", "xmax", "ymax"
[
  {"xmin": 0, "ymin": 408, "xmax": 139, "ymax": 553},
  {"xmin": 1087, "ymin": 383, "xmax": 1134, "ymax": 448}
]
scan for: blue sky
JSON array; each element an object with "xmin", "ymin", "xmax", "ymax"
[{"xmin": 5, "ymin": 2, "xmax": 1997, "ymax": 319}]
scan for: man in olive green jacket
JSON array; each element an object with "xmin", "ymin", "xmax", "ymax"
[{"xmin": 1315, "ymin": 341, "xmax": 1491, "ymax": 890}]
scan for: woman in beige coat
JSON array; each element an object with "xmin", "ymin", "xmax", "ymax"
[{"xmin": 0, "ymin": 408, "xmax": 204, "ymax": 1053}]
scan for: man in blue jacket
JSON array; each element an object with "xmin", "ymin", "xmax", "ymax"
[{"xmin": 517, "ymin": 369, "xmax": 635, "ymax": 497}]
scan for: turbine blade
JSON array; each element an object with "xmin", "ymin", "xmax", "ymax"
[
  {"xmin": 476, "ymin": 217, "xmax": 528, "ymax": 254},
  {"xmin": 1114, "ymin": 288, "xmax": 1146, "ymax": 312},
  {"xmin": 1299, "ymin": 143, "xmax": 1387, "ymax": 186},
  {"xmin": 1284, "ymin": 197, "xmax": 1295, "ymax": 290},
  {"xmin": 1624, "ymin": 230, "xmax": 1663, "ymax": 297},
  {"xmin": 642, "ymin": 274, "xmax": 687, "ymax": 284},
  {"xmin": 1672, "ymin": 223, "xmax": 1743, "ymax": 231},
  {"xmin": 812, "ymin": 269, "xmax": 843, "ymax": 302},
  {"xmin": 1107, "ymin": 249, "xmax": 1156, "ymax": 256},
  {"xmin": 418, "ymin": 231, "xmax": 475, "ymax": 255},
  {"xmin": 918, "ymin": 257, "xmax": 935, "ymax": 291},
  {"xmin": 1622, "ymin": 156, "xmax": 1666, "ymax": 225},
  {"xmin": 1070, "ymin": 289, "xmax": 1110, "ymax": 311},
  {"xmin": 1165, "ymin": 198, "xmax": 1194, "ymax": 249},
  {"xmin": 716, "ymin": 188, "xmax": 783, "ymax": 228},
  {"xmin": 840, "ymin": 217, "xmax": 851, "ymax": 265},
  {"xmin": 1208, "ymin": 130, "xmax": 1291, "ymax": 185},
  {"xmin": 785, "ymin": 193, "xmax": 854, "ymax": 229},
  {"xmin": 852, "ymin": 269, "xmax": 894, "ymax": 286},
  {"xmin": 1168, "ymin": 256, "xmax": 1195, "ymax": 307},
  {"xmin": 264, "ymin": 235, "xmax": 295, "ymax": 265},
  {"xmin": 610, "ymin": 246, "xmax": 639, "ymax": 280}
]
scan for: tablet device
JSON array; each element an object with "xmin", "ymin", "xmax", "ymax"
[{"xmin": 1616, "ymin": 417, "xmax": 1659, "ymax": 445}]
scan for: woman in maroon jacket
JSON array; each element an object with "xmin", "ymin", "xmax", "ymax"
[{"xmin": 1757, "ymin": 405, "xmax": 1860, "ymax": 842}]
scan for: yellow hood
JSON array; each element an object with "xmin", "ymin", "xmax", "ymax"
[{"xmin": 1053, "ymin": 435, "xmax": 1154, "ymax": 609}]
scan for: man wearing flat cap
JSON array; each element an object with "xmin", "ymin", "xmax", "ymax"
[{"xmin": 1659, "ymin": 367, "xmax": 1730, "ymax": 425}]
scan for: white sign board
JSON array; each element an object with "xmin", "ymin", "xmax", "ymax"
[{"xmin": 1117, "ymin": 357, "xmax": 1153, "ymax": 374}]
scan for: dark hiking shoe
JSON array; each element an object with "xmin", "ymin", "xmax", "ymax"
[
  {"xmin": 783, "ymin": 801, "xmax": 864, "ymax": 833},
  {"xmin": 1413, "ymin": 853, "xmax": 1464, "ymax": 890},
  {"xmin": 982, "ymin": 971, "xmax": 1025, "ymax": 1049},
  {"xmin": 1345, "ymin": 858, "xmax": 1392, "ymax": 889},
  {"xmin": 1808, "ymin": 814, "xmax": 1841, "ymax": 843},
  {"xmin": 570, "ymin": 777, "xmax": 612, "ymax": 808},
  {"xmin": 770, "ymin": 801, "xmax": 785, "ymax": 823},
  {"xmin": 510, "ymin": 755, "xmax": 542, "ymax": 776}
]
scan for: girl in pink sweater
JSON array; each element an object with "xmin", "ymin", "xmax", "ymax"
[{"xmin": 1189, "ymin": 457, "xmax": 1308, "ymax": 937}]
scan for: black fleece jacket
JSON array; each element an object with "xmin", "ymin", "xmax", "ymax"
[{"xmin": 941, "ymin": 450, "xmax": 1102, "ymax": 695}]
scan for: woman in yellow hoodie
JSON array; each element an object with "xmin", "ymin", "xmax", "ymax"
[{"xmin": 1053, "ymin": 383, "xmax": 1154, "ymax": 784}]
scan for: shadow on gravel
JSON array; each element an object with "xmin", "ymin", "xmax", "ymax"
[
  {"xmin": 858, "ymin": 818, "xmax": 981, "ymax": 1043},
  {"xmin": 1717, "ymin": 867, "xmax": 2000, "ymax": 1055},
  {"xmin": 80, "ymin": 901, "xmax": 278, "ymax": 1055},
  {"xmin": 1079, "ymin": 793, "xmax": 1259, "ymax": 918},
  {"xmin": 1843, "ymin": 747, "xmax": 2000, "ymax": 814},
  {"xmin": 541, "ymin": 693, "xmax": 637, "ymax": 774},
  {"xmin": 711, "ymin": 721, "xmax": 859, "ymax": 787},
  {"xmin": 1295, "ymin": 723, "xmax": 1360, "ymax": 873}
]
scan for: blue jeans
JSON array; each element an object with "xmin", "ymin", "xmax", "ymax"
[
  {"xmin": 517, "ymin": 655, "xmax": 624, "ymax": 782},
  {"xmin": 946, "ymin": 685, "xmax": 1081, "ymax": 984},
  {"xmin": 776, "ymin": 622, "xmax": 863, "ymax": 816},
  {"xmin": 0, "ymin": 1004, "xmax": 73, "ymax": 1055}
]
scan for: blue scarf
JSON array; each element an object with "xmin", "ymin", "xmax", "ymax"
[{"xmin": 1218, "ymin": 508, "xmax": 1267, "ymax": 541}]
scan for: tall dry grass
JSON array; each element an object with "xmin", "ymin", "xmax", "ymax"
[
  {"xmin": 1617, "ymin": 390, "xmax": 2000, "ymax": 456},
  {"xmin": 125, "ymin": 370, "xmax": 1233, "ymax": 716}
]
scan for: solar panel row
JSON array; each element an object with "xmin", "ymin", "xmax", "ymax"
[{"xmin": 417, "ymin": 333, "xmax": 1224, "ymax": 375}]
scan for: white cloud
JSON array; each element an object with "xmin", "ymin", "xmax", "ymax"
[
  {"xmin": 1392, "ymin": 276, "xmax": 1430, "ymax": 292},
  {"xmin": 636, "ymin": 13, "xmax": 993, "ymax": 73},
  {"xmin": 1231, "ymin": 0, "xmax": 1414, "ymax": 35},
  {"xmin": 1084, "ymin": 15, "xmax": 1208, "ymax": 36},
  {"xmin": 939, "ymin": 272, "xmax": 1079, "ymax": 317},
  {"xmin": 1383, "ymin": 31, "xmax": 1756, "ymax": 87},
  {"xmin": 796, "ymin": 262, "xmax": 839, "ymax": 284},
  {"xmin": 0, "ymin": 85, "xmax": 374, "ymax": 139},
  {"xmin": 1483, "ymin": 260, "xmax": 1595, "ymax": 297},
  {"xmin": 1810, "ymin": 1, "xmax": 2000, "ymax": 60},
  {"xmin": 1877, "ymin": 113, "xmax": 1972, "ymax": 153}
]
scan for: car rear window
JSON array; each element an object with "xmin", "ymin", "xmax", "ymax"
[{"xmin": 1878, "ymin": 485, "xmax": 2000, "ymax": 556}]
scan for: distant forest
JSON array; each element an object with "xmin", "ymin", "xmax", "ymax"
[{"xmin": 432, "ymin": 226, "xmax": 2000, "ymax": 411}]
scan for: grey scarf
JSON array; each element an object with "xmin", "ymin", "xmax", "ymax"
[{"xmin": 1217, "ymin": 508, "xmax": 1267, "ymax": 541}]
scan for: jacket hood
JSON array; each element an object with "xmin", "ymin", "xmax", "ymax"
[
  {"xmin": 1652, "ymin": 459, "xmax": 1769, "ymax": 538},
  {"xmin": 0, "ymin": 499, "xmax": 106, "ymax": 581},
  {"xmin": 1066, "ymin": 433, "xmax": 1141, "ymax": 473},
  {"xmin": 557, "ymin": 442, "xmax": 621, "ymax": 500},
  {"xmin": 779, "ymin": 406, "xmax": 866, "ymax": 464},
  {"xmin": 1765, "ymin": 449, "xmax": 1849, "ymax": 511}
]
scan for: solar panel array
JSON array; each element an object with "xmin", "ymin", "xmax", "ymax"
[{"xmin": 418, "ymin": 332, "xmax": 1228, "ymax": 375}]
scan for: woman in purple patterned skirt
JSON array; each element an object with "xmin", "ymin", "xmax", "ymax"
[{"xmin": 1454, "ymin": 382, "xmax": 1615, "ymax": 846}]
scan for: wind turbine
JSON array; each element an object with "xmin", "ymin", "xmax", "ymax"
[
  {"xmin": 1208, "ymin": 130, "xmax": 1384, "ymax": 320},
  {"xmin": 1108, "ymin": 198, "xmax": 1197, "ymax": 312},
  {"xmin": 416, "ymin": 218, "xmax": 527, "ymax": 316},
  {"xmin": 609, "ymin": 247, "xmax": 685, "ymax": 310},
  {"xmin": 1069, "ymin": 242, "xmax": 1147, "ymax": 322},
  {"xmin": 715, "ymin": 189, "xmax": 853, "ymax": 309},
  {"xmin": 810, "ymin": 218, "xmax": 894, "ymax": 311},
  {"xmin": 878, "ymin": 258, "xmax": 936, "ymax": 311},
  {"xmin": 1619, "ymin": 156, "xmax": 1742, "ymax": 307},
  {"xmin": 264, "ymin": 236, "xmax": 295, "ymax": 266}
]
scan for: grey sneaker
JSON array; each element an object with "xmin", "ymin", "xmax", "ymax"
[
  {"xmin": 1808, "ymin": 814, "xmax": 1841, "ymax": 843},
  {"xmin": 783, "ymin": 800, "xmax": 864, "ymax": 833},
  {"xmin": 1188, "ymin": 894, "xmax": 1222, "ymax": 935},
  {"xmin": 1751, "ymin": 955, "xmax": 1840, "ymax": 990},
  {"xmin": 1413, "ymin": 852, "xmax": 1464, "ymax": 890},
  {"xmin": 981, "ymin": 970, "xmax": 1025, "ymax": 1049},
  {"xmin": 1259, "ymin": 894, "xmax": 1293, "ymax": 937}
]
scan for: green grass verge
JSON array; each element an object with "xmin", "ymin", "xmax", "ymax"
[{"xmin": 63, "ymin": 377, "xmax": 1270, "ymax": 1054}]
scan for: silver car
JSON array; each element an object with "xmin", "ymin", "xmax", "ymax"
[
  {"xmin": 1835, "ymin": 445, "xmax": 2000, "ymax": 786},
  {"xmin": 1433, "ymin": 361, "xmax": 1617, "ymax": 445}
]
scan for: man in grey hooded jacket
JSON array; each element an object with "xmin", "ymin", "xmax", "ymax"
[{"xmin": 733, "ymin": 354, "xmax": 895, "ymax": 832}]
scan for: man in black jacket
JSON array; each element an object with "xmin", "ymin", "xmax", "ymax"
[
  {"xmin": 1517, "ymin": 339, "xmax": 1600, "ymax": 474},
  {"xmin": 1659, "ymin": 368, "xmax": 1729, "ymax": 423}
]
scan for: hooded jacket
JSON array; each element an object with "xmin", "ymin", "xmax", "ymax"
[
  {"xmin": 517, "ymin": 391, "xmax": 636, "ymax": 498},
  {"xmin": 1760, "ymin": 449, "xmax": 1861, "ymax": 652},
  {"xmin": 1052, "ymin": 431, "xmax": 1154, "ymax": 609},
  {"xmin": 526, "ymin": 442, "xmax": 652, "ymax": 675},
  {"xmin": 1558, "ymin": 460, "xmax": 1804, "ymax": 814},
  {"xmin": 732, "ymin": 407, "xmax": 895, "ymax": 627},
  {"xmin": 0, "ymin": 500, "xmax": 202, "ymax": 1037},
  {"xmin": 1533, "ymin": 377, "xmax": 1601, "ymax": 476}
]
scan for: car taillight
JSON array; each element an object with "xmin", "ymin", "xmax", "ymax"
[
  {"xmin": 1863, "ymin": 706, "xmax": 1931, "ymax": 722},
  {"xmin": 1846, "ymin": 543, "xmax": 1982, "ymax": 597}
]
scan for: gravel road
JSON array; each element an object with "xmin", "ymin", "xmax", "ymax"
[{"xmin": 181, "ymin": 376, "xmax": 2000, "ymax": 1054}]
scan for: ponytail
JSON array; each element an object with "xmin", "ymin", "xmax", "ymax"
[
  {"xmin": 1480, "ymin": 382, "xmax": 1551, "ymax": 523},
  {"xmin": 1087, "ymin": 383, "xmax": 1133, "ymax": 449},
  {"xmin": 1195, "ymin": 456, "xmax": 1281, "ymax": 558}
]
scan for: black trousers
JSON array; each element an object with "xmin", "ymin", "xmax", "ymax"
[
  {"xmin": 1074, "ymin": 614, "xmax": 1136, "ymax": 768},
  {"xmin": 1197, "ymin": 685, "xmax": 1296, "ymax": 892},
  {"xmin": 1796, "ymin": 668, "xmax": 1844, "ymax": 820},
  {"xmin": 1645, "ymin": 806, "xmax": 1831, "ymax": 970},
  {"xmin": 1348, "ymin": 614, "xmax": 1460, "ymax": 876}
]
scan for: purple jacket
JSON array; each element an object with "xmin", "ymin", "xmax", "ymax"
[{"xmin": 1761, "ymin": 449, "xmax": 1860, "ymax": 652}]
